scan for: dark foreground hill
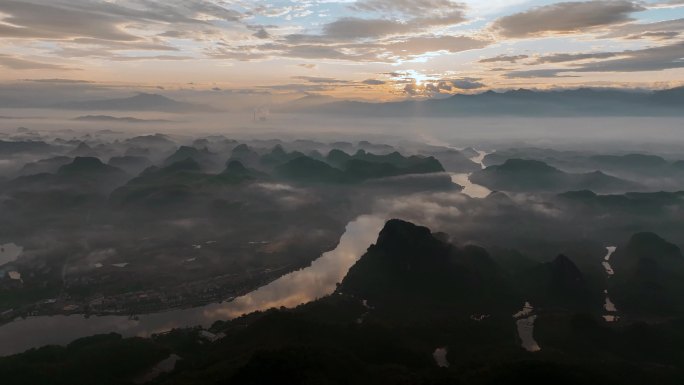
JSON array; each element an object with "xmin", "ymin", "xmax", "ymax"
[{"xmin": 2, "ymin": 220, "xmax": 684, "ymax": 385}]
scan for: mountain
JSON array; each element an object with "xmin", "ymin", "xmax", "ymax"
[
  {"xmin": 107, "ymin": 156, "xmax": 152, "ymax": 176},
  {"xmin": 273, "ymin": 93, "xmax": 340, "ymax": 112},
  {"xmin": 73, "ymin": 115, "xmax": 171, "ymax": 123},
  {"xmin": 558, "ymin": 190, "xmax": 684, "ymax": 215},
  {"xmin": 55, "ymin": 93, "xmax": 218, "ymax": 113},
  {"xmin": 274, "ymin": 151, "xmax": 445, "ymax": 184},
  {"xmin": 124, "ymin": 134, "xmax": 176, "ymax": 149},
  {"xmin": 610, "ymin": 232, "xmax": 684, "ymax": 316},
  {"xmin": 7, "ymin": 157, "xmax": 128, "ymax": 195},
  {"xmin": 589, "ymin": 154, "xmax": 668, "ymax": 169},
  {"xmin": 3, "ymin": 220, "xmax": 684, "ymax": 385},
  {"xmin": 470, "ymin": 159, "xmax": 641, "ymax": 193},
  {"xmin": 221, "ymin": 160, "xmax": 262, "ymax": 182},
  {"xmin": 57, "ymin": 157, "xmax": 126, "ymax": 180},
  {"xmin": 229, "ymin": 144, "xmax": 261, "ymax": 168},
  {"xmin": 163, "ymin": 146, "xmax": 219, "ymax": 171},
  {"xmin": 325, "ymin": 149, "xmax": 353, "ymax": 168},
  {"xmin": 338, "ymin": 219, "xmax": 518, "ymax": 315},
  {"xmin": 284, "ymin": 87, "xmax": 684, "ymax": 117},
  {"xmin": 520, "ymin": 254, "xmax": 595, "ymax": 309},
  {"xmin": 275, "ymin": 156, "xmax": 347, "ymax": 183},
  {"xmin": 343, "ymin": 157, "xmax": 443, "ymax": 180},
  {"xmin": 0, "ymin": 140, "xmax": 53, "ymax": 156},
  {"xmin": 111, "ymin": 158, "xmax": 248, "ymax": 207},
  {"xmin": 259, "ymin": 145, "xmax": 307, "ymax": 168},
  {"xmin": 68, "ymin": 141, "xmax": 97, "ymax": 157},
  {"xmin": 19, "ymin": 156, "xmax": 73, "ymax": 176}
]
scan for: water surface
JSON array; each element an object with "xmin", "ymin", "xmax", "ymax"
[
  {"xmin": 602, "ymin": 246, "xmax": 619, "ymax": 322},
  {"xmin": 450, "ymin": 149, "xmax": 492, "ymax": 199},
  {"xmin": 0, "ymin": 243, "xmax": 22, "ymax": 266},
  {"xmin": 513, "ymin": 302, "xmax": 540, "ymax": 352},
  {"xmin": 0, "ymin": 215, "xmax": 386, "ymax": 356}
]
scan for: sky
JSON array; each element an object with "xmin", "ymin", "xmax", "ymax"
[{"xmin": 1, "ymin": 0, "xmax": 684, "ymax": 101}]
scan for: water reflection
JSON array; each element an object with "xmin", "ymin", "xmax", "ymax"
[
  {"xmin": 513, "ymin": 302, "xmax": 540, "ymax": 352},
  {"xmin": 0, "ymin": 243, "xmax": 23, "ymax": 266},
  {"xmin": 201, "ymin": 215, "xmax": 385, "ymax": 320},
  {"xmin": 134, "ymin": 354, "xmax": 180, "ymax": 384},
  {"xmin": 602, "ymin": 246, "xmax": 619, "ymax": 322},
  {"xmin": 433, "ymin": 347, "xmax": 449, "ymax": 368},
  {"xmin": 450, "ymin": 149, "xmax": 492, "ymax": 199},
  {"xmin": 450, "ymin": 173, "xmax": 492, "ymax": 199},
  {"xmin": 516, "ymin": 315, "xmax": 541, "ymax": 352},
  {"xmin": 0, "ymin": 215, "xmax": 385, "ymax": 356}
]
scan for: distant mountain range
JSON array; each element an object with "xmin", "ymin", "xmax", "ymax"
[
  {"xmin": 283, "ymin": 87, "xmax": 684, "ymax": 117},
  {"xmin": 74, "ymin": 115, "xmax": 172, "ymax": 123},
  {"xmin": 471, "ymin": 158, "xmax": 641, "ymax": 193},
  {"xmin": 56, "ymin": 93, "xmax": 219, "ymax": 113}
]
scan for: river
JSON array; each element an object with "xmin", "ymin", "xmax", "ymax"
[
  {"xmin": 450, "ymin": 149, "xmax": 492, "ymax": 199},
  {"xmin": 513, "ymin": 301, "xmax": 540, "ymax": 352},
  {"xmin": 0, "ymin": 215, "xmax": 386, "ymax": 356},
  {"xmin": 0, "ymin": 243, "xmax": 23, "ymax": 267},
  {"xmin": 602, "ymin": 246, "xmax": 619, "ymax": 322}
]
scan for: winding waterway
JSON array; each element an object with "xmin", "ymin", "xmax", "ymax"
[
  {"xmin": 0, "ymin": 215, "xmax": 386, "ymax": 356},
  {"xmin": 450, "ymin": 149, "xmax": 492, "ymax": 199},
  {"xmin": 0, "ymin": 243, "xmax": 22, "ymax": 267},
  {"xmin": 602, "ymin": 246, "xmax": 619, "ymax": 322},
  {"xmin": 0, "ymin": 149, "xmax": 493, "ymax": 356},
  {"xmin": 513, "ymin": 301, "xmax": 540, "ymax": 352}
]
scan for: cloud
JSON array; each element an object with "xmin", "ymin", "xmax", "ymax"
[
  {"xmin": 362, "ymin": 79, "xmax": 386, "ymax": 85},
  {"xmin": 0, "ymin": 54, "xmax": 79, "ymax": 71},
  {"xmin": 451, "ymin": 78, "xmax": 486, "ymax": 89},
  {"xmin": 321, "ymin": 17, "xmax": 413, "ymax": 40},
  {"xmin": 291, "ymin": 76, "xmax": 352, "ymax": 84},
  {"xmin": 297, "ymin": 63, "xmax": 317, "ymax": 70},
  {"xmin": 350, "ymin": 0, "xmax": 468, "ymax": 28},
  {"xmin": 491, "ymin": 1, "xmax": 645, "ymax": 38},
  {"xmin": 253, "ymin": 28, "xmax": 271, "ymax": 39},
  {"xmin": 479, "ymin": 54, "xmax": 529, "ymax": 63},
  {"xmin": 505, "ymin": 69, "xmax": 580, "ymax": 78},
  {"xmin": 351, "ymin": 0, "xmax": 466, "ymax": 15},
  {"xmin": 567, "ymin": 41, "xmax": 684, "ymax": 72},
  {"xmin": 209, "ymin": 33, "xmax": 489, "ymax": 63},
  {"xmin": 599, "ymin": 18, "xmax": 684, "ymax": 39},
  {"xmin": 0, "ymin": 0, "xmax": 245, "ymax": 59},
  {"xmin": 382, "ymin": 35, "xmax": 490, "ymax": 57},
  {"xmin": 533, "ymin": 52, "xmax": 623, "ymax": 64},
  {"xmin": 401, "ymin": 76, "xmax": 485, "ymax": 97},
  {"xmin": 624, "ymin": 31, "xmax": 680, "ymax": 40},
  {"xmin": 284, "ymin": 0, "xmax": 469, "ymax": 44},
  {"xmin": 505, "ymin": 41, "xmax": 684, "ymax": 77}
]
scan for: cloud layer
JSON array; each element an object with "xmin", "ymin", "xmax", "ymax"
[{"xmin": 0, "ymin": 0, "xmax": 683, "ymax": 99}]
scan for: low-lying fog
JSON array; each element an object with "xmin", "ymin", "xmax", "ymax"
[{"xmin": 2, "ymin": 110, "xmax": 684, "ymax": 154}]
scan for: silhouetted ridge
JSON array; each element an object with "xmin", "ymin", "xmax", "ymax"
[
  {"xmin": 69, "ymin": 141, "xmax": 97, "ymax": 157},
  {"xmin": 626, "ymin": 232, "xmax": 682, "ymax": 261},
  {"xmin": 159, "ymin": 157, "xmax": 202, "ymax": 173},
  {"xmin": 472, "ymin": 158, "xmax": 640, "ymax": 192},
  {"xmin": 225, "ymin": 160, "xmax": 249, "ymax": 174},
  {"xmin": 275, "ymin": 156, "xmax": 346, "ymax": 183},
  {"xmin": 498, "ymin": 158, "xmax": 562, "ymax": 174},
  {"xmin": 339, "ymin": 219, "xmax": 518, "ymax": 315},
  {"xmin": 611, "ymin": 232, "xmax": 684, "ymax": 316},
  {"xmin": 325, "ymin": 149, "xmax": 352, "ymax": 167},
  {"xmin": 58, "ymin": 157, "xmax": 122, "ymax": 176},
  {"xmin": 373, "ymin": 219, "xmax": 448, "ymax": 257},
  {"xmin": 549, "ymin": 254, "xmax": 586, "ymax": 289}
]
